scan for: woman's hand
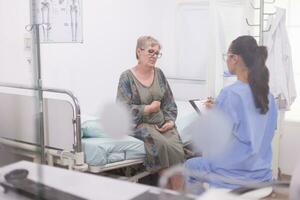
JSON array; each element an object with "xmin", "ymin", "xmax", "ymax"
[
  {"xmin": 144, "ymin": 100, "xmax": 161, "ymax": 113},
  {"xmin": 204, "ymin": 97, "xmax": 214, "ymax": 109},
  {"xmin": 155, "ymin": 121, "xmax": 174, "ymax": 133}
]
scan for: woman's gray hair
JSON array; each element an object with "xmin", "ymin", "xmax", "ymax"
[{"xmin": 136, "ymin": 36, "xmax": 161, "ymax": 59}]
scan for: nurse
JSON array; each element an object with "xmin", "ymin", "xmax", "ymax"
[{"xmin": 185, "ymin": 35, "xmax": 277, "ymax": 189}]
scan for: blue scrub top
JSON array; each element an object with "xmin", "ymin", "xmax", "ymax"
[{"xmin": 185, "ymin": 80, "xmax": 277, "ymax": 189}]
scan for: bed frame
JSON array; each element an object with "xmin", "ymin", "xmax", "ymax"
[{"xmin": 0, "ymin": 83, "xmax": 148, "ymax": 181}]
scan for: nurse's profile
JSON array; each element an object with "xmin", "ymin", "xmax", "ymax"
[{"xmin": 185, "ymin": 35, "xmax": 277, "ymax": 189}]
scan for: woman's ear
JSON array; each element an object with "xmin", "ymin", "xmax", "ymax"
[
  {"xmin": 136, "ymin": 49, "xmax": 142, "ymax": 59},
  {"xmin": 232, "ymin": 54, "xmax": 239, "ymax": 64}
]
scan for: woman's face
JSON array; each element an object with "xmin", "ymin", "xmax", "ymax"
[{"xmin": 137, "ymin": 44, "xmax": 161, "ymax": 68}]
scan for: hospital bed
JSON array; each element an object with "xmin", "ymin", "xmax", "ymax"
[
  {"xmin": 0, "ymin": 83, "xmax": 197, "ymax": 181},
  {"xmin": 81, "ymin": 100, "xmax": 197, "ymax": 174}
]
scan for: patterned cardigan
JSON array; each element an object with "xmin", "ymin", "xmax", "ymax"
[{"xmin": 116, "ymin": 67, "xmax": 177, "ymax": 131}]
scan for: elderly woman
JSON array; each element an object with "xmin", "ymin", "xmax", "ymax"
[{"xmin": 116, "ymin": 36, "xmax": 185, "ymax": 175}]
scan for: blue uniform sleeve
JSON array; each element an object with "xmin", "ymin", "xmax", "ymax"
[{"xmin": 215, "ymin": 89, "xmax": 250, "ymax": 144}]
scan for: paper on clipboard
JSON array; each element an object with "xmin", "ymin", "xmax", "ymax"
[{"xmin": 188, "ymin": 99, "xmax": 208, "ymax": 115}]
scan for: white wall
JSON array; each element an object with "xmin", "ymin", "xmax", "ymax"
[
  {"xmin": 0, "ymin": 0, "xmax": 213, "ymax": 116},
  {"xmin": 279, "ymin": 120, "xmax": 300, "ymax": 175},
  {"xmin": 0, "ymin": 0, "xmax": 33, "ymax": 85}
]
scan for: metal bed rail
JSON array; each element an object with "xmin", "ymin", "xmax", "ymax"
[{"xmin": 0, "ymin": 82, "xmax": 82, "ymax": 153}]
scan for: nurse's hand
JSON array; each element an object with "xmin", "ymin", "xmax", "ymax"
[
  {"xmin": 145, "ymin": 100, "xmax": 161, "ymax": 113},
  {"xmin": 155, "ymin": 121, "xmax": 174, "ymax": 133},
  {"xmin": 204, "ymin": 97, "xmax": 214, "ymax": 109}
]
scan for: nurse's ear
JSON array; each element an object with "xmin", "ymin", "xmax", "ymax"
[{"xmin": 231, "ymin": 54, "xmax": 240, "ymax": 65}]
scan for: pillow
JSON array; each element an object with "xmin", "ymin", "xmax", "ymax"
[
  {"xmin": 81, "ymin": 120, "xmax": 107, "ymax": 138},
  {"xmin": 175, "ymin": 100, "xmax": 199, "ymax": 144},
  {"xmin": 81, "ymin": 114, "xmax": 99, "ymax": 123},
  {"xmin": 176, "ymin": 100, "xmax": 196, "ymax": 120}
]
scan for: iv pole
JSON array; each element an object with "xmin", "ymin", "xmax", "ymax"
[{"xmin": 26, "ymin": 0, "xmax": 47, "ymax": 164}]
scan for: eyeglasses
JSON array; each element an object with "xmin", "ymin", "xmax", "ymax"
[
  {"xmin": 141, "ymin": 48, "xmax": 162, "ymax": 59},
  {"xmin": 222, "ymin": 53, "xmax": 235, "ymax": 61}
]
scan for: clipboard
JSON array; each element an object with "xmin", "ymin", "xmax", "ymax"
[{"xmin": 188, "ymin": 99, "xmax": 202, "ymax": 115}]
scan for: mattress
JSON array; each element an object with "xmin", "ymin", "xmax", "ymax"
[{"xmin": 82, "ymin": 136, "xmax": 146, "ymax": 166}]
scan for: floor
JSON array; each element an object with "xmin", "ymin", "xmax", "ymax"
[
  {"xmin": 263, "ymin": 174, "xmax": 291, "ymax": 200},
  {"xmin": 138, "ymin": 173, "xmax": 291, "ymax": 200}
]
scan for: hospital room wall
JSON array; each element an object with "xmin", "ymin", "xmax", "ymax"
[
  {"xmin": 0, "ymin": 0, "xmax": 33, "ymax": 85},
  {"xmin": 0, "ymin": 0, "xmax": 210, "ymax": 117}
]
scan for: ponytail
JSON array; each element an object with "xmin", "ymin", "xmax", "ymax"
[
  {"xmin": 248, "ymin": 46, "xmax": 269, "ymax": 114},
  {"xmin": 230, "ymin": 36, "xmax": 270, "ymax": 114}
]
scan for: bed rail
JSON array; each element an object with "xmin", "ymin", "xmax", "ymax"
[{"xmin": 0, "ymin": 82, "xmax": 82, "ymax": 153}]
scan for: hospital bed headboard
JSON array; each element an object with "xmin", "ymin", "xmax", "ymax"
[{"xmin": 0, "ymin": 84, "xmax": 81, "ymax": 152}]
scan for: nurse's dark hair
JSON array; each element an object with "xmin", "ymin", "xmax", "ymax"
[{"xmin": 230, "ymin": 35, "xmax": 269, "ymax": 114}]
